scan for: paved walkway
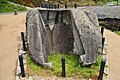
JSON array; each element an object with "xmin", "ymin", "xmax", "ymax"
[
  {"xmin": 0, "ymin": 12, "xmax": 26, "ymax": 80},
  {"xmin": 104, "ymin": 29, "xmax": 120, "ymax": 80}
]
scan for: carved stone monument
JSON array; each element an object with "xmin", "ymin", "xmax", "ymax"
[{"xmin": 26, "ymin": 8, "xmax": 102, "ymax": 67}]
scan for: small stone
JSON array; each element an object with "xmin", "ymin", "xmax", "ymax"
[
  {"xmin": 28, "ymin": 77, "xmax": 33, "ymax": 80},
  {"xmin": 43, "ymin": 63, "xmax": 53, "ymax": 68}
]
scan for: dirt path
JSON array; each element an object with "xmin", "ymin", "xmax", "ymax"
[
  {"xmin": 0, "ymin": 12, "xmax": 26, "ymax": 80},
  {"xmin": 104, "ymin": 29, "xmax": 120, "ymax": 80}
]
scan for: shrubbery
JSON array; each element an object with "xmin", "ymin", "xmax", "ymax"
[{"xmin": 7, "ymin": 0, "xmax": 109, "ymax": 7}]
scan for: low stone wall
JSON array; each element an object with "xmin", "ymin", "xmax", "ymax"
[{"xmin": 99, "ymin": 18, "xmax": 120, "ymax": 31}]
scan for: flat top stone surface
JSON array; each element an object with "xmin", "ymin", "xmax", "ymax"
[{"xmin": 35, "ymin": 7, "xmax": 70, "ymax": 11}]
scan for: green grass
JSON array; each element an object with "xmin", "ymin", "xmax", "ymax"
[
  {"xmin": 27, "ymin": 52, "xmax": 102, "ymax": 79},
  {"xmin": 112, "ymin": 1, "xmax": 120, "ymax": 5},
  {"xmin": 0, "ymin": 0, "xmax": 27, "ymax": 13},
  {"xmin": 114, "ymin": 31, "xmax": 120, "ymax": 35}
]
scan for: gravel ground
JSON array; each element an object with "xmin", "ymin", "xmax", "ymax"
[
  {"xmin": 0, "ymin": 12, "xmax": 26, "ymax": 80},
  {"xmin": 104, "ymin": 29, "xmax": 120, "ymax": 80}
]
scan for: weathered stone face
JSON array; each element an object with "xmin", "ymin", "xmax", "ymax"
[
  {"xmin": 26, "ymin": 8, "xmax": 102, "ymax": 67},
  {"xmin": 71, "ymin": 8, "xmax": 102, "ymax": 65}
]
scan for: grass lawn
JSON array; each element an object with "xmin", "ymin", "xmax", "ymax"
[
  {"xmin": 114, "ymin": 31, "xmax": 120, "ymax": 35},
  {"xmin": 0, "ymin": 0, "xmax": 27, "ymax": 13},
  {"xmin": 27, "ymin": 52, "xmax": 102, "ymax": 79}
]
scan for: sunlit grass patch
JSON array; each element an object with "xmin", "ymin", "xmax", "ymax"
[
  {"xmin": 0, "ymin": 0, "xmax": 27, "ymax": 13},
  {"xmin": 27, "ymin": 52, "xmax": 102, "ymax": 79},
  {"xmin": 114, "ymin": 31, "xmax": 120, "ymax": 35}
]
